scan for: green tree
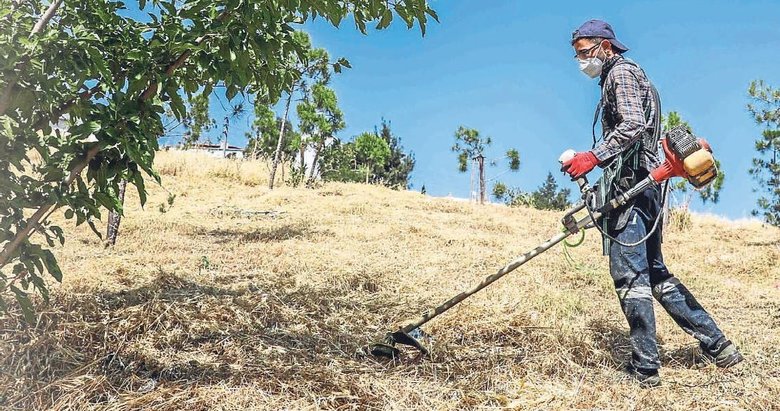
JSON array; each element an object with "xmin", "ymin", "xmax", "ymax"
[
  {"xmin": 268, "ymin": 31, "xmax": 334, "ymax": 189},
  {"xmin": 245, "ymin": 104, "xmax": 300, "ymax": 167},
  {"xmin": 319, "ymin": 138, "xmax": 363, "ymax": 183},
  {"xmin": 321, "ymin": 120, "xmax": 415, "ymax": 187},
  {"xmin": 527, "ymin": 173, "xmax": 572, "ymax": 210},
  {"xmin": 374, "ymin": 119, "xmax": 415, "ymax": 188},
  {"xmin": 0, "ymin": 0, "xmax": 437, "ymax": 318},
  {"xmin": 747, "ymin": 80, "xmax": 780, "ymax": 226},
  {"xmin": 496, "ymin": 173, "xmax": 572, "ymax": 211},
  {"xmin": 354, "ymin": 131, "xmax": 391, "ymax": 183},
  {"xmin": 451, "ymin": 126, "xmax": 519, "ymax": 204},
  {"xmin": 297, "ymin": 82, "xmax": 345, "ymax": 184},
  {"xmin": 108, "ymin": 92, "xmax": 219, "ymax": 247},
  {"xmin": 492, "ymin": 181, "xmax": 509, "ymax": 201},
  {"xmin": 661, "ymin": 111, "xmax": 690, "ymax": 131},
  {"xmin": 181, "ymin": 92, "xmax": 215, "ymax": 147},
  {"xmin": 245, "ymin": 103, "xmax": 277, "ymax": 158}
]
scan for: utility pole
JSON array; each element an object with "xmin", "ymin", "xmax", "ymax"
[
  {"xmin": 470, "ymin": 160, "xmax": 476, "ymax": 202},
  {"xmin": 221, "ymin": 115, "xmax": 229, "ymax": 158},
  {"xmin": 476, "ymin": 154, "xmax": 485, "ymax": 205}
]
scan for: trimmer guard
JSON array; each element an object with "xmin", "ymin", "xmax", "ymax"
[{"xmin": 368, "ymin": 328, "xmax": 429, "ymax": 359}]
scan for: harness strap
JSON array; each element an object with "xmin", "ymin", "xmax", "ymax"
[{"xmin": 592, "ymin": 58, "xmax": 661, "ymax": 254}]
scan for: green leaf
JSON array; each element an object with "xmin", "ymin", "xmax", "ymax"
[
  {"xmin": 226, "ymin": 84, "xmax": 238, "ymax": 101},
  {"xmin": 377, "ymin": 9, "xmax": 393, "ymax": 29},
  {"xmin": 86, "ymin": 47, "xmax": 111, "ymax": 80},
  {"xmin": 160, "ymin": 0, "xmax": 176, "ymax": 16},
  {"xmin": 337, "ymin": 57, "xmax": 351, "ymax": 69},
  {"xmin": 64, "ymin": 209, "xmax": 74, "ymax": 219},
  {"xmin": 51, "ymin": 226, "xmax": 65, "ymax": 245},
  {"xmin": 426, "ymin": 8, "xmax": 439, "ymax": 22},
  {"xmin": 94, "ymin": 192, "xmax": 119, "ymax": 212},
  {"xmin": 76, "ymin": 176, "xmax": 89, "ymax": 195},
  {"xmin": 134, "ymin": 171, "xmax": 147, "ymax": 207},
  {"xmin": 125, "ymin": 141, "xmax": 159, "ymax": 184},
  {"xmin": 11, "ymin": 286, "xmax": 36, "ymax": 324},
  {"xmin": 70, "ymin": 121, "xmax": 102, "ymax": 137},
  {"xmin": 169, "ymin": 91, "xmax": 186, "ymax": 120},
  {"xmin": 29, "ymin": 275, "xmax": 49, "ymax": 303},
  {"xmin": 87, "ymin": 219, "xmax": 103, "ymax": 239}
]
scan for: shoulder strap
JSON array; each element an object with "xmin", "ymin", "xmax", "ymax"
[
  {"xmin": 591, "ymin": 58, "xmax": 661, "ymax": 149},
  {"xmin": 592, "ymin": 59, "xmax": 660, "ymax": 254}
]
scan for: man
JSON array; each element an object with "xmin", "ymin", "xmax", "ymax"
[{"xmin": 562, "ymin": 19, "xmax": 743, "ymax": 387}]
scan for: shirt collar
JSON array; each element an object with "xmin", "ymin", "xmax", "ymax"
[{"xmin": 599, "ymin": 54, "xmax": 624, "ymax": 86}]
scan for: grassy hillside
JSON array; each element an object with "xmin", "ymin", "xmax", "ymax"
[{"xmin": 2, "ymin": 151, "xmax": 780, "ymax": 410}]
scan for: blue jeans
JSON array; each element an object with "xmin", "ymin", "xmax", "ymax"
[{"xmin": 607, "ymin": 185, "xmax": 726, "ymax": 370}]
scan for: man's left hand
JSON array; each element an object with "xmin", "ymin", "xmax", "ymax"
[{"xmin": 561, "ymin": 151, "xmax": 599, "ymax": 179}]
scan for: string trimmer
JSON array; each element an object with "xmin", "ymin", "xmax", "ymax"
[{"xmin": 367, "ymin": 125, "xmax": 718, "ymax": 359}]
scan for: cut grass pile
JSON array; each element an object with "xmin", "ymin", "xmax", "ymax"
[{"xmin": 2, "ymin": 151, "xmax": 779, "ymax": 410}]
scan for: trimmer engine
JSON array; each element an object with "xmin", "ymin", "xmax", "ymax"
[{"xmin": 650, "ymin": 125, "xmax": 717, "ymax": 188}]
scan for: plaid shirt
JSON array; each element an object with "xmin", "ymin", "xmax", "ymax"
[{"xmin": 592, "ymin": 56, "xmax": 660, "ymax": 171}]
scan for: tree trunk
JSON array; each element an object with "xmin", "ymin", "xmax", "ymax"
[
  {"xmin": 249, "ymin": 131, "xmax": 259, "ymax": 160},
  {"xmin": 307, "ymin": 138, "xmax": 326, "ymax": 183},
  {"xmin": 268, "ymin": 91, "xmax": 293, "ymax": 189},
  {"xmin": 298, "ymin": 142, "xmax": 306, "ymax": 178},
  {"xmin": 106, "ymin": 179, "xmax": 128, "ymax": 246},
  {"xmin": 280, "ymin": 153, "xmax": 285, "ymax": 183},
  {"xmin": 477, "ymin": 155, "xmax": 486, "ymax": 205}
]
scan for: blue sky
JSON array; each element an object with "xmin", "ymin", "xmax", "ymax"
[{"xmin": 192, "ymin": 0, "xmax": 780, "ymax": 220}]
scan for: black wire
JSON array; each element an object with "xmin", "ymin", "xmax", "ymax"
[{"xmin": 585, "ymin": 180, "xmax": 669, "ymax": 248}]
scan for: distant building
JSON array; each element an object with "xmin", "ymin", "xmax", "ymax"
[{"xmin": 180, "ymin": 140, "xmax": 244, "ymax": 159}]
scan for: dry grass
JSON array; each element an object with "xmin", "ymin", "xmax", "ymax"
[{"xmin": 2, "ymin": 150, "xmax": 780, "ymax": 410}]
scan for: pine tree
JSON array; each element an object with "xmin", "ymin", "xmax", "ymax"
[
  {"xmin": 375, "ymin": 120, "xmax": 415, "ymax": 188},
  {"xmin": 528, "ymin": 173, "xmax": 571, "ymax": 210},
  {"xmin": 747, "ymin": 80, "xmax": 780, "ymax": 226}
]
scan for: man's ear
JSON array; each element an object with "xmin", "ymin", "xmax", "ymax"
[{"xmin": 600, "ymin": 39, "xmax": 614, "ymax": 55}]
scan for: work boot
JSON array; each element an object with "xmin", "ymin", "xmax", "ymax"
[
  {"xmin": 624, "ymin": 364, "xmax": 661, "ymax": 388},
  {"xmin": 701, "ymin": 339, "xmax": 744, "ymax": 368}
]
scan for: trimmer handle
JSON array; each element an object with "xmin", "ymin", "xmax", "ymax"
[{"xmin": 559, "ymin": 149, "xmax": 591, "ymax": 195}]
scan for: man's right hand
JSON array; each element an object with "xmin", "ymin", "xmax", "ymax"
[{"xmin": 561, "ymin": 151, "xmax": 599, "ymax": 179}]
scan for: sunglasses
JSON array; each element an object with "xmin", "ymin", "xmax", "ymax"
[{"xmin": 574, "ymin": 43, "xmax": 600, "ymax": 59}]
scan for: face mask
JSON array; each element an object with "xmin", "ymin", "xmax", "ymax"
[{"xmin": 578, "ymin": 56, "xmax": 603, "ymax": 78}]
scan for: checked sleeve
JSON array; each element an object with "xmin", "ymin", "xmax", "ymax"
[{"xmin": 592, "ymin": 66, "xmax": 649, "ymax": 163}]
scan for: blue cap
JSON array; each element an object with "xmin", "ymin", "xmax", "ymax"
[{"xmin": 571, "ymin": 19, "xmax": 629, "ymax": 53}]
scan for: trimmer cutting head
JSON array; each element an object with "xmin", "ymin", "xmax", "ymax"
[{"xmin": 368, "ymin": 328, "xmax": 429, "ymax": 359}]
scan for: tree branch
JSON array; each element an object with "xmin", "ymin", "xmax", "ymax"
[
  {"xmin": 32, "ymin": 0, "xmax": 64, "ymax": 35},
  {"xmin": 32, "ymin": 84, "xmax": 102, "ymax": 130},
  {"xmin": 0, "ymin": 144, "xmax": 101, "ymax": 268},
  {"xmin": 0, "ymin": 0, "xmax": 65, "ymax": 116}
]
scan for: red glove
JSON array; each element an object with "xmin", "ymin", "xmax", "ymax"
[{"xmin": 561, "ymin": 151, "xmax": 599, "ymax": 179}]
